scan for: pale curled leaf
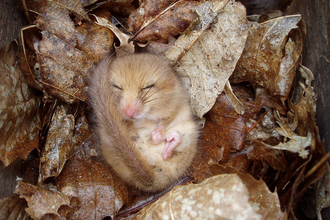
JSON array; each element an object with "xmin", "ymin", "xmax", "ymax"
[
  {"xmin": 93, "ymin": 14, "xmax": 135, "ymax": 57},
  {"xmin": 0, "ymin": 41, "xmax": 40, "ymax": 167},
  {"xmin": 135, "ymin": 174, "xmax": 260, "ymax": 220},
  {"xmin": 166, "ymin": 0, "xmax": 249, "ymax": 118},
  {"xmin": 263, "ymin": 131, "xmax": 311, "ymax": 159},
  {"xmin": 14, "ymin": 181, "xmax": 71, "ymax": 220},
  {"xmin": 38, "ymin": 105, "xmax": 75, "ymax": 184},
  {"xmin": 224, "ymin": 81, "xmax": 245, "ymax": 115}
]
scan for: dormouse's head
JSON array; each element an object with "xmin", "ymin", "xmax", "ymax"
[{"xmin": 108, "ymin": 54, "xmax": 183, "ymax": 121}]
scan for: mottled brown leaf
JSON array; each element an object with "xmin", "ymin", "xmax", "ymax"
[
  {"xmin": 211, "ymin": 165, "xmax": 287, "ymax": 219},
  {"xmin": 128, "ymin": 0, "xmax": 200, "ymax": 43},
  {"xmin": 231, "ymin": 15, "xmax": 303, "ymax": 100},
  {"xmin": 38, "ymin": 105, "xmax": 75, "ymax": 184},
  {"xmin": 207, "ymin": 93, "xmax": 247, "ymax": 151},
  {"xmin": 0, "ymin": 41, "xmax": 40, "ymax": 167},
  {"xmin": 14, "ymin": 181, "xmax": 71, "ymax": 220},
  {"xmin": 135, "ymin": 174, "xmax": 260, "ymax": 219},
  {"xmin": 19, "ymin": 1, "xmax": 114, "ymax": 103},
  {"xmin": 0, "ymin": 194, "xmax": 30, "ymax": 220},
  {"xmin": 245, "ymin": 142, "xmax": 288, "ymax": 171},
  {"xmin": 166, "ymin": 0, "xmax": 248, "ymax": 118},
  {"xmin": 55, "ymin": 134, "xmax": 129, "ymax": 220}
]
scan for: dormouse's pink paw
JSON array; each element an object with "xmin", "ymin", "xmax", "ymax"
[
  {"xmin": 163, "ymin": 131, "xmax": 182, "ymax": 160},
  {"xmin": 151, "ymin": 125, "xmax": 165, "ymax": 145}
]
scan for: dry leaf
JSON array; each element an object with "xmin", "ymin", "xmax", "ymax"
[
  {"xmin": 0, "ymin": 194, "xmax": 30, "ymax": 220},
  {"xmin": 166, "ymin": 0, "xmax": 249, "ymax": 118},
  {"xmin": 210, "ymin": 166, "xmax": 287, "ymax": 219},
  {"xmin": 93, "ymin": 15, "xmax": 135, "ymax": 57},
  {"xmin": 14, "ymin": 181, "xmax": 71, "ymax": 220},
  {"xmin": 135, "ymin": 174, "xmax": 260, "ymax": 219},
  {"xmin": 263, "ymin": 131, "xmax": 311, "ymax": 159},
  {"xmin": 231, "ymin": 15, "xmax": 303, "ymax": 100},
  {"xmin": 315, "ymin": 168, "xmax": 330, "ymax": 219},
  {"xmin": 206, "ymin": 93, "xmax": 247, "ymax": 151},
  {"xmin": 19, "ymin": 1, "xmax": 114, "ymax": 103},
  {"xmin": 55, "ymin": 134, "xmax": 129, "ymax": 220},
  {"xmin": 128, "ymin": 0, "xmax": 200, "ymax": 43},
  {"xmin": 38, "ymin": 105, "xmax": 75, "ymax": 184},
  {"xmin": 0, "ymin": 41, "xmax": 40, "ymax": 167},
  {"xmin": 245, "ymin": 142, "xmax": 288, "ymax": 171}
]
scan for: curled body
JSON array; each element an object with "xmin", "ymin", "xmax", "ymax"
[{"xmin": 88, "ymin": 54, "xmax": 199, "ymax": 192}]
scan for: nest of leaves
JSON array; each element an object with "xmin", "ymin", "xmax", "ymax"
[{"xmin": 1, "ymin": 0, "xmax": 329, "ymax": 219}]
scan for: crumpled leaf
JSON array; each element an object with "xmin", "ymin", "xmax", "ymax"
[
  {"xmin": 290, "ymin": 65, "xmax": 316, "ymax": 136},
  {"xmin": 135, "ymin": 174, "xmax": 261, "ymax": 220},
  {"xmin": 19, "ymin": 1, "xmax": 114, "ymax": 103},
  {"xmin": 0, "ymin": 194, "xmax": 30, "ymax": 220},
  {"xmin": 93, "ymin": 15, "xmax": 135, "ymax": 57},
  {"xmin": 38, "ymin": 105, "xmax": 75, "ymax": 184},
  {"xmin": 0, "ymin": 41, "xmax": 40, "ymax": 167},
  {"xmin": 166, "ymin": 0, "xmax": 249, "ymax": 118},
  {"xmin": 55, "ymin": 134, "xmax": 129, "ymax": 219},
  {"xmin": 210, "ymin": 165, "xmax": 287, "ymax": 219},
  {"xmin": 128, "ymin": 0, "xmax": 200, "ymax": 43},
  {"xmin": 14, "ymin": 181, "xmax": 71, "ymax": 220},
  {"xmin": 263, "ymin": 131, "xmax": 311, "ymax": 159},
  {"xmin": 245, "ymin": 142, "xmax": 288, "ymax": 172},
  {"xmin": 231, "ymin": 15, "xmax": 303, "ymax": 100}
]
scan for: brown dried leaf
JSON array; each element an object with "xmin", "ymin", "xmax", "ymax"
[
  {"xmin": 315, "ymin": 168, "xmax": 330, "ymax": 219},
  {"xmin": 93, "ymin": 15, "xmax": 135, "ymax": 57},
  {"xmin": 290, "ymin": 65, "xmax": 316, "ymax": 136},
  {"xmin": 166, "ymin": 0, "xmax": 249, "ymax": 118},
  {"xmin": 128, "ymin": 0, "xmax": 200, "ymax": 43},
  {"xmin": 55, "ymin": 134, "xmax": 129, "ymax": 219},
  {"xmin": 38, "ymin": 105, "xmax": 75, "ymax": 184},
  {"xmin": 14, "ymin": 181, "xmax": 71, "ymax": 220},
  {"xmin": 231, "ymin": 15, "xmax": 303, "ymax": 100},
  {"xmin": 207, "ymin": 93, "xmax": 247, "ymax": 151},
  {"xmin": 135, "ymin": 174, "xmax": 260, "ymax": 219},
  {"xmin": 0, "ymin": 194, "xmax": 30, "ymax": 220},
  {"xmin": 245, "ymin": 142, "xmax": 288, "ymax": 171},
  {"xmin": 0, "ymin": 41, "xmax": 40, "ymax": 167},
  {"xmin": 210, "ymin": 165, "xmax": 287, "ymax": 219},
  {"xmin": 20, "ymin": 1, "xmax": 114, "ymax": 103}
]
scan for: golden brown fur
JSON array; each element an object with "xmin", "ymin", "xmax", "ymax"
[{"xmin": 88, "ymin": 54, "xmax": 199, "ymax": 192}]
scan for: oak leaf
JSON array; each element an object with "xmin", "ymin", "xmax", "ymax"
[
  {"xmin": 166, "ymin": 0, "xmax": 249, "ymax": 118},
  {"xmin": 0, "ymin": 41, "xmax": 40, "ymax": 167},
  {"xmin": 135, "ymin": 174, "xmax": 261, "ymax": 219}
]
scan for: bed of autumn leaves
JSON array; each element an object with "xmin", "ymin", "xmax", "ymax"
[{"xmin": 1, "ymin": 0, "xmax": 330, "ymax": 219}]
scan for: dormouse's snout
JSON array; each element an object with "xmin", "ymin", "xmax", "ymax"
[{"xmin": 120, "ymin": 98, "xmax": 141, "ymax": 119}]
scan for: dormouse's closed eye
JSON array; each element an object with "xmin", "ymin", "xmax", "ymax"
[
  {"xmin": 141, "ymin": 84, "xmax": 155, "ymax": 91},
  {"xmin": 112, "ymin": 84, "xmax": 122, "ymax": 90}
]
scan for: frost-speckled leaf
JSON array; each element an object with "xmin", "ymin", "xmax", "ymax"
[
  {"xmin": 166, "ymin": 0, "xmax": 248, "ymax": 118},
  {"xmin": 135, "ymin": 174, "xmax": 260, "ymax": 219},
  {"xmin": 38, "ymin": 105, "xmax": 75, "ymax": 184},
  {"xmin": 0, "ymin": 41, "xmax": 40, "ymax": 166}
]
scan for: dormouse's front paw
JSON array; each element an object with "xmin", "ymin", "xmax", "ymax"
[
  {"xmin": 151, "ymin": 125, "xmax": 165, "ymax": 145},
  {"xmin": 163, "ymin": 131, "xmax": 182, "ymax": 160}
]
